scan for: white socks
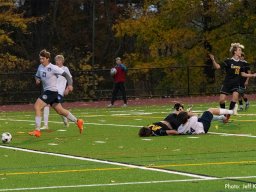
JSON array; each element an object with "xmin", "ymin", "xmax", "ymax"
[
  {"xmin": 219, "ymin": 108, "xmax": 234, "ymax": 115},
  {"xmin": 61, "ymin": 116, "xmax": 68, "ymax": 124},
  {"xmin": 43, "ymin": 106, "xmax": 50, "ymax": 126},
  {"xmin": 35, "ymin": 116, "xmax": 42, "ymax": 130},
  {"xmin": 66, "ymin": 112, "xmax": 77, "ymax": 123},
  {"xmin": 212, "ymin": 115, "xmax": 225, "ymax": 121}
]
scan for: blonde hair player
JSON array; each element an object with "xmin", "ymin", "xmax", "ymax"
[
  {"xmin": 41, "ymin": 54, "xmax": 72, "ymax": 129},
  {"xmin": 209, "ymin": 43, "xmax": 256, "ymax": 123}
]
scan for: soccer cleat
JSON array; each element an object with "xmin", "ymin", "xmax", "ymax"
[
  {"xmin": 239, "ymin": 105, "xmax": 243, "ymax": 111},
  {"xmin": 64, "ymin": 120, "xmax": 69, "ymax": 128},
  {"xmin": 40, "ymin": 125, "xmax": 48, "ymax": 130},
  {"xmin": 233, "ymin": 104, "xmax": 238, "ymax": 116},
  {"xmin": 77, "ymin": 119, "xmax": 84, "ymax": 134},
  {"xmin": 28, "ymin": 130, "xmax": 41, "ymax": 137},
  {"xmin": 107, "ymin": 104, "xmax": 113, "ymax": 108},
  {"xmin": 245, "ymin": 101, "xmax": 249, "ymax": 110},
  {"xmin": 223, "ymin": 114, "xmax": 230, "ymax": 124}
]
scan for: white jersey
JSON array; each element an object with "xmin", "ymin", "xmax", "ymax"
[
  {"xmin": 177, "ymin": 116, "xmax": 205, "ymax": 134},
  {"xmin": 35, "ymin": 63, "xmax": 65, "ymax": 92},
  {"xmin": 57, "ymin": 66, "xmax": 72, "ymax": 96}
]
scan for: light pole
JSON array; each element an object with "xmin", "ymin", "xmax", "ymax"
[{"xmin": 92, "ymin": 0, "xmax": 95, "ymax": 68}]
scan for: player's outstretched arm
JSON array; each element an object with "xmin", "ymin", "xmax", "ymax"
[
  {"xmin": 209, "ymin": 54, "xmax": 221, "ymax": 69},
  {"xmin": 241, "ymin": 72, "xmax": 256, "ymax": 78}
]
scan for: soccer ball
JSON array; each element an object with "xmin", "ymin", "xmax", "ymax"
[
  {"xmin": 110, "ymin": 68, "xmax": 117, "ymax": 76},
  {"xmin": 1, "ymin": 132, "xmax": 12, "ymax": 144}
]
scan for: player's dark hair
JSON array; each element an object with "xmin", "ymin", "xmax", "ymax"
[
  {"xmin": 39, "ymin": 49, "xmax": 51, "ymax": 59},
  {"xmin": 173, "ymin": 103, "xmax": 184, "ymax": 111},
  {"xmin": 177, "ymin": 111, "xmax": 189, "ymax": 124},
  {"xmin": 138, "ymin": 127, "xmax": 151, "ymax": 137}
]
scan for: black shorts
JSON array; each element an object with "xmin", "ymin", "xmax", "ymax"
[
  {"xmin": 220, "ymin": 82, "xmax": 239, "ymax": 95},
  {"xmin": 39, "ymin": 90, "xmax": 60, "ymax": 105},
  {"xmin": 198, "ymin": 111, "xmax": 213, "ymax": 133},
  {"xmin": 238, "ymin": 86, "xmax": 246, "ymax": 94}
]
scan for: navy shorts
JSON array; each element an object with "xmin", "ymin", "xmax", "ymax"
[
  {"xmin": 198, "ymin": 111, "xmax": 213, "ymax": 133},
  {"xmin": 57, "ymin": 94, "xmax": 64, "ymax": 103},
  {"xmin": 39, "ymin": 90, "xmax": 60, "ymax": 106}
]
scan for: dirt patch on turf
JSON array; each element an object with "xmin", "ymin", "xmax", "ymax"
[{"xmin": 0, "ymin": 94, "xmax": 255, "ymax": 112}]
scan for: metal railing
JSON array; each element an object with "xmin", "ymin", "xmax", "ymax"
[{"xmin": 1, "ymin": 66, "xmax": 256, "ymax": 104}]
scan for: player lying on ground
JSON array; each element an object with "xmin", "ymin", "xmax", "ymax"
[
  {"xmin": 138, "ymin": 107, "xmax": 237, "ymax": 137},
  {"xmin": 175, "ymin": 107, "xmax": 237, "ymax": 135},
  {"xmin": 138, "ymin": 103, "xmax": 191, "ymax": 137}
]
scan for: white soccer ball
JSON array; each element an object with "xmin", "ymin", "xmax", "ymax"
[
  {"xmin": 1, "ymin": 132, "xmax": 12, "ymax": 144},
  {"xmin": 110, "ymin": 68, "xmax": 117, "ymax": 76}
]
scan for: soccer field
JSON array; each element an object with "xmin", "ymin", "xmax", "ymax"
[{"xmin": 0, "ymin": 102, "xmax": 256, "ymax": 192}]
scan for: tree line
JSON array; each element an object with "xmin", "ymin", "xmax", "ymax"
[{"xmin": 1, "ymin": 0, "xmax": 256, "ymax": 102}]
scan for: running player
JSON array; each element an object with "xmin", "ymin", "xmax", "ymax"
[
  {"xmin": 29, "ymin": 49, "xmax": 83, "ymax": 137},
  {"xmin": 209, "ymin": 43, "xmax": 255, "ymax": 123},
  {"xmin": 41, "ymin": 55, "xmax": 72, "ymax": 129},
  {"xmin": 238, "ymin": 52, "xmax": 250, "ymax": 110}
]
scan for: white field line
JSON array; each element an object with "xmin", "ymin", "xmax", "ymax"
[
  {"xmin": 208, "ymin": 132, "xmax": 256, "ymax": 138},
  {"xmin": 0, "ymin": 118, "xmax": 142, "ymax": 128},
  {"xmin": 0, "ymin": 145, "xmax": 214, "ymax": 180},
  {"xmin": 0, "ymin": 175, "xmax": 256, "ymax": 191},
  {"xmin": 0, "ymin": 118, "xmax": 256, "ymax": 137}
]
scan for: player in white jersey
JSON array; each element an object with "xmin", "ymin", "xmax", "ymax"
[
  {"xmin": 176, "ymin": 107, "xmax": 238, "ymax": 135},
  {"xmin": 42, "ymin": 55, "xmax": 72, "ymax": 129},
  {"xmin": 29, "ymin": 49, "xmax": 84, "ymax": 137}
]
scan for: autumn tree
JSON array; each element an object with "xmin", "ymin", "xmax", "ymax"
[
  {"xmin": 0, "ymin": 0, "xmax": 35, "ymax": 71},
  {"xmin": 113, "ymin": 0, "xmax": 256, "ymax": 93}
]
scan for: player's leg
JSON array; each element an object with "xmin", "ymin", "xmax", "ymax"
[
  {"xmin": 212, "ymin": 115, "xmax": 226, "ymax": 121},
  {"xmin": 238, "ymin": 94, "xmax": 243, "ymax": 111},
  {"xmin": 29, "ymin": 98, "xmax": 48, "ymax": 137},
  {"xmin": 108, "ymin": 83, "xmax": 119, "ymax": 107},
  {"xmin": 219, "ymin": 93, "xmax": 226, "ymax": 109},
  {"xmin": 41, "ymin": 105, "xmax": 50, "ymax": 129},
  {"xmin": 208, "ymin": 107, "xmax": 237, "ymax": 123},
  {"xmin": 119, "ymin": 82, "xmax": 127, "ymax": 106},
  {"xmin": 57, "ymin": 95, "xmax": 69, "ymax": 127},
  {"xmin": 230, "ymin": 91, "xmax": 239, "ymax": 114},
  {"xmin": 243, "ymin": 94, "xmax": 250, "ymax": 110},
  {"xmin": 219, "ymin": 84, "xmax": 228, "ymax": 109},
  {"xmin": 52, "ymin": 103, "xmax": 84, "ymax": 133},
  {"xmin": 207, "ymin": 108, "xmax": 235, "ymax": 116},
  {"xmin": 61, "ymin": 116, "xmax": 69, "ymax": 127}
]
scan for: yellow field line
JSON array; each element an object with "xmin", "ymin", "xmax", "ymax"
[
  {"xmin": 153, "ymin": 160, "xmax": 256, "ymax": 168},
  {"xmin": 0, "ymin": 167, "xmax": 130, "ymax": 176},
  {"xmin": 1, "ymin": 160, "xmax": 256, "ymax": 177}
]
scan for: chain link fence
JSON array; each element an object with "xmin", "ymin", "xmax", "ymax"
[{"xmin": 1, "ymin": 66, "xmax": 256, "ymax": 104}]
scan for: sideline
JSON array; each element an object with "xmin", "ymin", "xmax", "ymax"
[{"xmin": 0, "ymin": 176, "xmax": 256, "ymax": 191}]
